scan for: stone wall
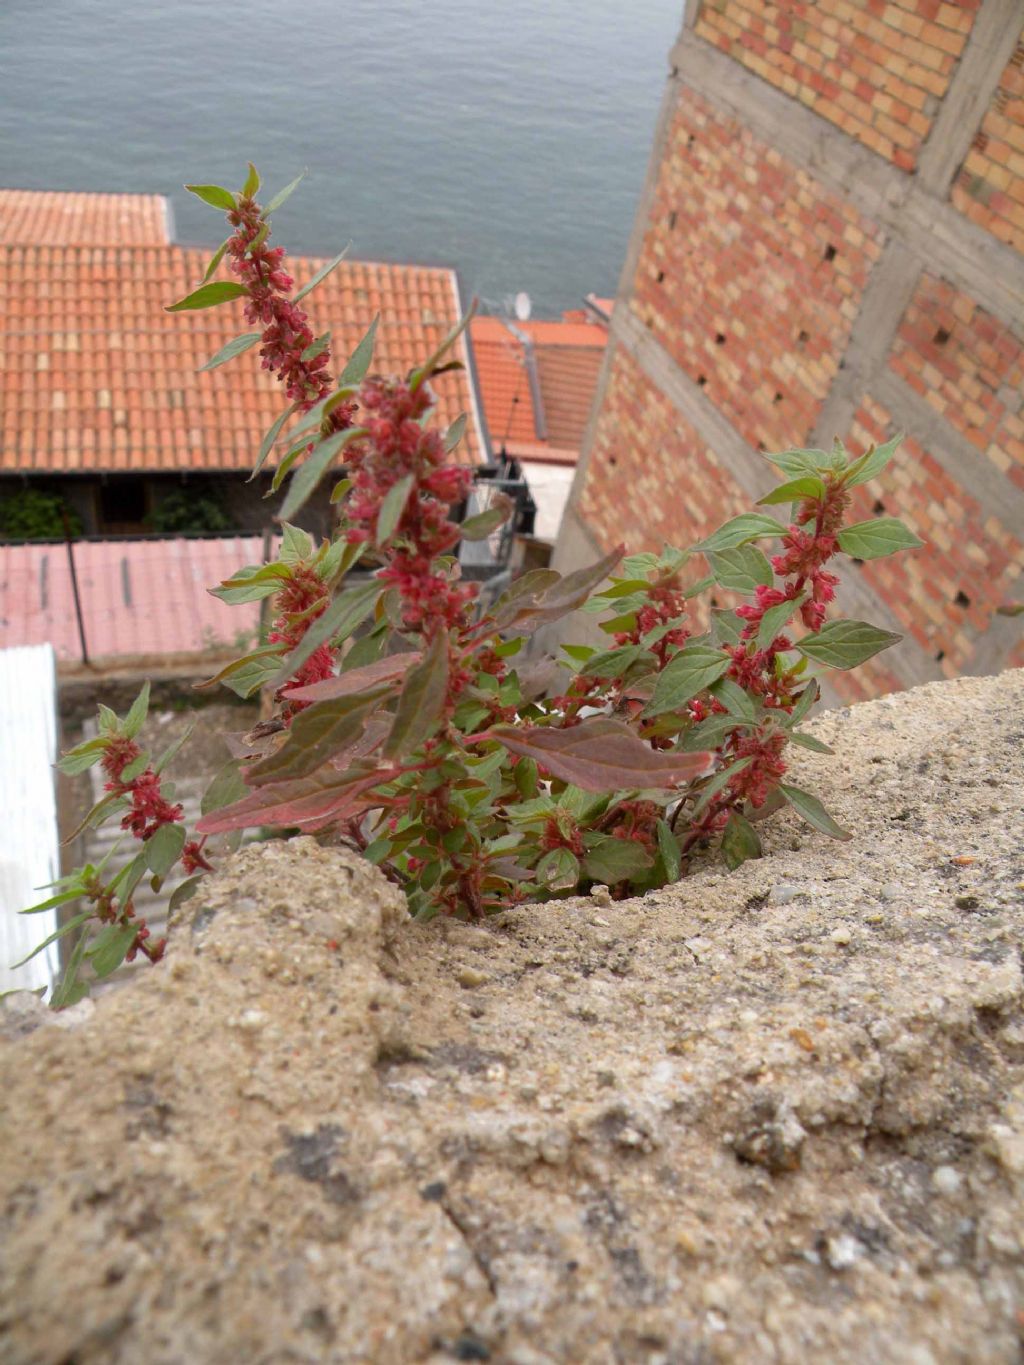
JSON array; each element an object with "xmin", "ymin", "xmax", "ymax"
[
  {"xmin": 2, "ymin": 668, "xmax": 1023, "ymax": 1362},
  {"xmin": 557, "ymin": 0, "xmax": 1024, "ymax": 700}
]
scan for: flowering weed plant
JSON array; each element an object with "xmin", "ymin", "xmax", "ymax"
[{"xmin": 22, "ymin": 167, "xmax": 922, "ymax": 1005}]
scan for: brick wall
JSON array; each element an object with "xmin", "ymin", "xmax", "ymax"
[
  {"xmin": 578, "ymin": 345, "xmax": 749, "ymax": 555},
  {"xmin": 631, "ymin": 88, "xmax": 883, "ymax": 455},
  {"xmin": 950, "ymin": 29, "xmax": 1024, "ymax": 249},
  {"xmin": 558, "ymin": 0, "xmax": 1023, "ymax": 702},
  {"xmin": 888, "ymin": 273, "xmax": 1024, "ymax": 490},
  {"xmin": 694, "ymin": 0, "xmax": 977, "ymax": 171}
]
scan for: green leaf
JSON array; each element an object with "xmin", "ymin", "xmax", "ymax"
[
  {"xmin": 165, "ymin": 281, "xmax": 249, "ymax": 313},
  {"xmin": 123, "ymin": 682, "xmax": 150, "ymax": 739},
  {"xmin": 691, "ymin": 756, "xmax": 753, "ymax": 816},
  {"xmin": 294, "ymin": 245, "xmax": 351, "ymax": 303},
  {"xmin": 280, "ymin": 522, "xmax": 314, "ymax": 564},
  {"xmin": 11, "ymin": 911, "xmax": 92, "ymax": 968},
  {"xmin": 445, "ymin": 414, "xmax": 467, "ymax": 453},
  {"xmin": 151, "ymin": 723, "xmax": 194, "ymax": 776},
  {"xmin": 580, "ymin": 644, "xmax": 648, "ymax": 679},
  {"xmin": 301, "ymin": 330, "xmax": 331, "ymax": 363},
  {"xmin": 19, "ymin": 887, "xmax": 85, "ymax": 916},
  {"xmin": 711, "ymin": 609, "xmax": 744, "ymax": 646},
  {"xmin": 721, "ymin": 811, "xmax": 762, "ymax": 870},
  {"xmin": 708, "ymin": 675, "xmax": 757, "ymax": 721},
  {"xmin": 841, "ymin": 434, "xmax": 902, "ymax": 490},
  {"xmin": 779, "ymin": 784, "xmax": 852, "ymax": 840},
  {"xmin": 680, "ymin": 713, "xmax": 741, "ymax": 752},
  {"xmin": 49, "ymin": 931, "xmax": 90, "ymax": 1009},
  {"xmin": 97, "ymin": 704, "xmax": 120, "ymax": 735},
  {"xmin": 199, "ymin": 332, "xmax": 262, "ymax": 373},
  {"xmin": 376, "ymin": 473, "xmax": 416, "ymax": 545},
  {"xmin": 184, "ymin": 183, "xmax": 237, "ymax": 212},
  {"xmin": 383, "ymin": 631, "xmax": 450, "ymax": 759},
  {"xmin": 202, "ymin": 237, "xmax": 231, "ymax": 282},
  {"xmin": 756, "ymin": 594, "xmax": 802, "ymax": 650},
  {"xmin": 209, "ymin": 563, "xmax": 290, "ymax": 605},
  {"xmin": 642, "ymin": 644, "xmax": 731, "ymax": 718},
  {"xmin": 195, "ymin": 645, "xmax": 285, "ymax": 692},
  {"xmin": 120, "ymin": 752, "xmax": 149, "ymax": 783},
  {"xmin": 330, "ymin": 476, "xmax": 353, "ymax": 505},
  {"xmin": 788, "ymin": 679, "xmax": 818, "ymax": 727},
  {"xmin": 265, "ymin": 168, "xmax": 307, "ymax": 214},
  {"xmin": 656, "ymin": 819, "xmax": 681, "ymax": 883},
  {"xmin": 279, "ymin": 426, "xmax": 366, "ymax": 522},
  {"xmin": 836, "ymin": 517, "xmax": 923, "ymax": 560},
  {"xmin": 56, "ymin": 736, "xmax": 108, "ymax": 776},
  {"xmin": 707, "ymin": 545, "xmax": 774, "ymax": 594},
  {"xmin": 249, "ymin": 404, "xmax": 298, "ymax": 481},
  {"xmin": 145, "ymin": 822, "xmax": 186, "ymax": 878},
  {"xmin": 694, "ymin": 514, "xmax": 783, "ymax": 554},
  {"xmin": 536, "ymin": 848, "xmax": 581, "ymax": 891},
  {"xmin": 169, "ymin": 876, "xmax": 204, "ymax": 913},
  {"xmin": 410, "ymin": 305, "xmax": 474, "ymax": 393},
  {"xmin": 757, "ymin": 475, "xmax": 825, "ymax": 506},
  {"xmin": 582, "ymin": 836, "xmax": 653, "ymax": 884},
  {"xmin": 201, "ymin": 761, "xmax": 248, "ymax": 815},
  {"xmin": 269, "ymin": 444, "xmax": 306, "ymax": 495},
  {"xmin": 459, "ymin": 496, "xmax": 513, "ymax": 542},
  {"xmin": 787, "ymin": 731, "xmax": 834, "ymax": 754},
  {"xmin": 242, "ymin": 162, "xmax": 260, "ymax": 198},
  {"xmin": 86, "ymin": 922, "xmax": 139, "ymax": 979},
  {"xmin": 338, "ymin": 314, "xmax": 380, "ymax": 387},
  {"xmin": 796, "ymin": 619, "xmax": 902, "ymax": 670},
  {"xmin": 761, "ymin": 445, "xmax": 844, "ymax": 478},
  {"xmin": 264, "ymin": 579, "xmax": 380, "ymax": 693}
]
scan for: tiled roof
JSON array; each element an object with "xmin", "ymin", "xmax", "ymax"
[
  {"xmin": 1, "ymin": 232, "xmax": 482, "ymax": 474},
  {"xmin": 469, "ymin": 314, "xmax": 607, "ymax": 460},
  {"xmin": 0, "ymin": 190, "xmax": 170, "ymax": 247},
  {"xmin": 468, "ymin": 317, "xmax": 539, "ymax": 446},
  {"xmin": 0, "ymin": 536, "xmax": 267, "ymax": 659}
]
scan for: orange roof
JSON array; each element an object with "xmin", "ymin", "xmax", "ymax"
[
  {"xmin": 0, "ymin": 189, "xmax": 170, "ymax": 247},
  {"xmin": 0, "ymin": 242, "xmax": 482, "ymax": 473},
  {"xmin": 468, "ymin": 317, "xmax": 539, "ymax": 446},
  {"xmin": 469, "ymin": 314, "xmax": 606, "ymax": 461}
]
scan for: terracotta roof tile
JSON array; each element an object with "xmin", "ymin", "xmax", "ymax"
[
  {"xmin": 468, "ymin": 315, "xmax": 606, "ymax": 459},
  {"xmin": 0, "ymin": 536, "xmax": 267, "ymax": 659},
  {"xmin": 468, "ymin": 317, "xmax": 538, "ymax": 446},
  {"xmin": 534, "ymin": 345, "xmax": 605, "ymax": 449},
  {"xmin": 0, "ymin": 190, "xmax": 170, "ymax": 247},
  {"xmin": 1, "ymin": 244, "xmax": 482, "ymax": 472}
]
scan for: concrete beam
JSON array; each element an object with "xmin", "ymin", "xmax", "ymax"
[
  {"xmin": 811, "ymin": 240, "xmax": 922, "ymax": 449},
  {"xmin": 916, "ymin": 0, "xmax": 1023, "ymax": 196},
  {"xmin": 872, "ymin": 369, "xmax": 1024, "ymax": 540}
]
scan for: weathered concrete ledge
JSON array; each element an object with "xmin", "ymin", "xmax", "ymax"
[{"xmin": 2, "ymin": 669, "xmax": 1023, "ymax": 1364}]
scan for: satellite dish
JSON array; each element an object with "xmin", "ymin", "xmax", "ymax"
[{"xmin": 514, "ymin": 291, "xmax": 532, "ymax": 322}]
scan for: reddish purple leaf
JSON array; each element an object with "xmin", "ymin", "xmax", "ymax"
[
  {"xmin": 246, "ymin": 687, "xmax": 390, "ymax": 785},
  {"xmin": 489, "ymin": 716, "xmax": 712, "ymax": 793},
  {"xmin": 284, "ymin": 651, "xmax": 420, "ymax": 703},
  {"xmin": 490, "ymin": 545, "xmax": 624, "ymax": 632},
  {"xmin": 195, "ymin": 761, "xmax": 388, "ymax": 834}
]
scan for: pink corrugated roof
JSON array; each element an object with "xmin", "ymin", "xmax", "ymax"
[{"xmin": 0, "ymin": 536, "xmax": 271, "ymax": 660}]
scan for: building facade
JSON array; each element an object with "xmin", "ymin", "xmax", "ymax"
[{"xmin": 556, "ymin": 0, "xmax": 1024, "ymax": 700}]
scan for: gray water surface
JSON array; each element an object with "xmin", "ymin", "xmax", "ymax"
[{"xmin": 0, "ymin": 0, "xmax": 682, "ymax": 314}]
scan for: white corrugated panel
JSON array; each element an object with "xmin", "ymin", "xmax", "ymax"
[{"xmin": 0, "ymin": 644, "xmax": 60, "ymax": 992}]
